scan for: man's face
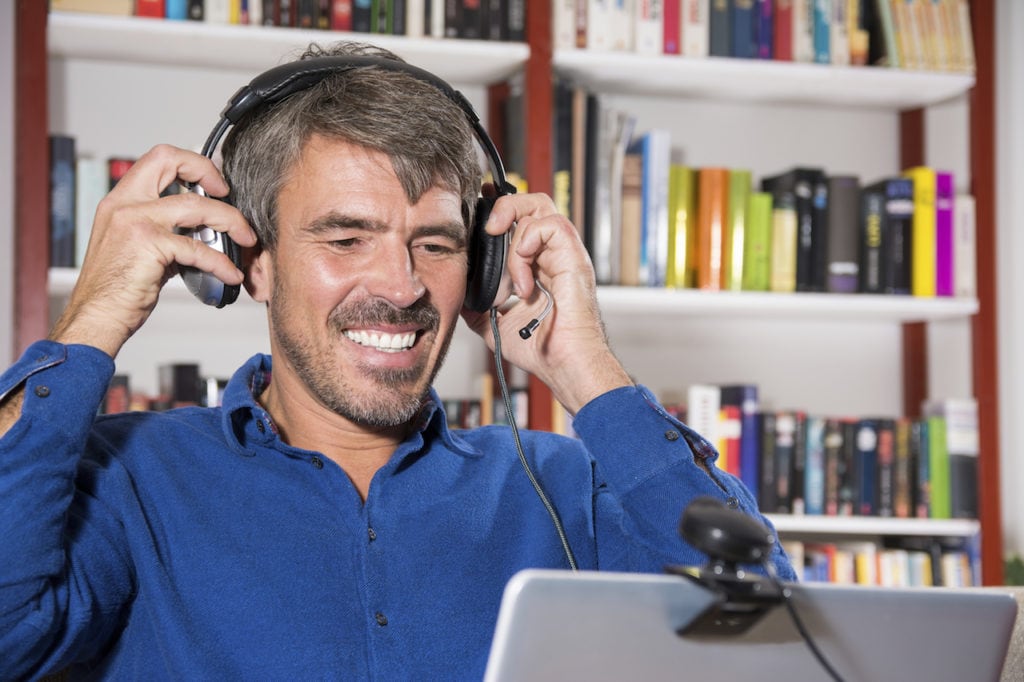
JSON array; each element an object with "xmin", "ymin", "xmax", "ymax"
[{"xmin": 252, "ymin": 135, "xmax": 469, "ymax": 427}]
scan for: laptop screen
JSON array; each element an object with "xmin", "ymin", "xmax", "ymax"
[{"xmin": 484, "ymin": 569, "xmax": 1017, "ymax": 682}]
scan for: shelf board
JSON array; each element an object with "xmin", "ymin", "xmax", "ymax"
[
  {"xmin": 555, "ymin": 49, "xmax": 975, "ymax": 109},
  {"xmin": 767, "ymin": 513, "xmax": 980, "ymax": 537},
  {"xmin": 48, "ymin": 267, "xmax": 265, "ymax": 306},
  {"xmin": 596, "ymin": 286, "xmax": 978, "ymax": 322},
  {"xmin": 47, "ymin": 11, "xmax": 529, "ymax": 84}
]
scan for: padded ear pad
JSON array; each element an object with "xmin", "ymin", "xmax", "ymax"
[{"xmin": 464, "ymin": 195, "xmax": 508, "ymax": 312}]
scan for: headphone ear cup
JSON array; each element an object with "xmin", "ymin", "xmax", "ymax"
[{"xmin": 464, "ymin": 196, "xmax": 508, "ymax": 313}]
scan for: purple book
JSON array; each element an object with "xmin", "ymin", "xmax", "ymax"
[{"xmin": 936, "ymin": 171, "xmax": 956, "ymax": 296}]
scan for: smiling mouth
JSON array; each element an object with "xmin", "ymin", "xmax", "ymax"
[{"xmin": 343, "ymin": 329, "xmax": 418, "ymax": 353}]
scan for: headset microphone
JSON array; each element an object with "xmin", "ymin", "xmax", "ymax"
[{"xmin": 517, "ymin": 280, "xmax": 553, "ymax": 340}]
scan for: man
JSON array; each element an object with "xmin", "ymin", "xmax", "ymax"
[{"xmin": 0, "ymin": 41, "xmax": 793, "ymax": 678}]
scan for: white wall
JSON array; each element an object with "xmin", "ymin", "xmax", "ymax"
[
  {"xmin": 0, "ymin": 0, "xmax": 14, "ymax": 368},
  {"xmin": 997, "ymin": 0, "xmax": 1024, "ymax": 558}
]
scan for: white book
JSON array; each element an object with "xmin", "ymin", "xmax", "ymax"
[
  {"xmin": 633, "ymin": 0, "xmax": 663, "ymax": 55},
  {"xmin": 686, "ymin": 383, "xmax": 721, "ymax": 452},
  {"xmin": 793, "ymin": 0, "xmax": 815, "ymax": 62},
  {"xmin": 637, "ymin": 128, "xmax": 671, "ymax": 286},
  {"xmin": 204, "ymin": 0, "xmax": 230, "ymax": 23},
  {"xmin": 609, "ymin": 0, "xmax": 634, "ymax": 51},
  {"xmin": 74, "ymin": 157, "xmax": 108, "ymax": 269},
  {"xmin": 553, "ymin": 0, "xmax": 578, "ymax": 49},
  {"xmin": 681, "ymin": 0, "xmax": 707, "ymax": 57},
  {"xmin": 953, "ymin": 194, "xmax": 976, "ymax": 298},
  {"xmin": 406, "ymin": 0, "xmax": 425, "ymax": 37},
  {"xmin": 830, "ymin": 0, "xmax": 850, "ymax": 65},
  {"xmin": 587, "ymin": 0, "xmax": 613, "ymax": 50}
]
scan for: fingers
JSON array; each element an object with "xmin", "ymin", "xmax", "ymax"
[{"xmin": 110, "ymin": 144, "xmax": 231, "ymax": 203}]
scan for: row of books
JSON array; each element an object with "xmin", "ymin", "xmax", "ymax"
[
  {"xmin": 784, "ymin": 535, "xmax": 979, "ymax": 586},
  {"xmin": 554, "ymin": 0, "xmax": 975, "ymax": 74},
  {"xmin": 102, "ymin": 364, "xmax": 228, "ymax": 413},
  {"xmin": 544, "ymin": 91, "xmax": 977, "ymax": 296},
  {"xmin": 48, "ymin": 136, "xmax": 137, "ymax": 269},
  {"xmin": 52, "ymin": 0, "xmax": 527, "ymax": 42},
  {"xmin": 672, "ymin": 383, "xmax": 979, "ymax": 521}
]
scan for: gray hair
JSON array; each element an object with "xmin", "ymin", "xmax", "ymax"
[{"xmin": 220, "ymin": 41, "xmax": 482, "ymax": 250}]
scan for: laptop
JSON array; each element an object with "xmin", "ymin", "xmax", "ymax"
[{"xmin": 484, "ymin": 569, "xmax": 1017, "ymax": 682}]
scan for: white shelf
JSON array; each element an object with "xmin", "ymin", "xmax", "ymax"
[
  {"xmin": 48, "ymin": 267, "xmax": 263, "ymax": 306},
  {"xmin": 596, "ymin": 286, "xmax": 978, "ymax": 323},
  {"xmin": 48, "ymin": 11, "xmax": 529, "ymax": 84},
  {"xmin": 555, "ymin": 49, "xmax": 975, "ymax": 110},
  {"xmin": 767, "ymin": 514, "xmax": 980, "ymax": 538}
]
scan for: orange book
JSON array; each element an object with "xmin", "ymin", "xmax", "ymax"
[{"xmin": 696, "ymin": 167, "xmax": 730, "ymax": 290}]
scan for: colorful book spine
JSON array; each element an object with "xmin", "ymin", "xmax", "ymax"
[
  {"xmin": 903, "ymin": 165, "xmax": 937, "ymax": 297},
  {"xmin": 741, "ymin": 191, "xmax": 773, "ymax": 291},
  {"xmin": 935, "ymin": 170, "xmax": 955, "ymax": 296},
  {"xmin": 724, "ymin": 169, "xmax": 752, "ymax": 291},
  {"xmin": 666, "ymin": 164, "xmax": 697, "ymax": 288},
  {"xmin": 697, "ymin": 167, "xmax": 730, "ymax": 290}
]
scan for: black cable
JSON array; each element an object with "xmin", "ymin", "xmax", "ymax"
[
  {"xmin": 490, "ymin": 307, "xmax": 578, "ymax": 571},
  {"xmin": 763, "ymin": 560, "xmax": 845, "ymax": 682}
]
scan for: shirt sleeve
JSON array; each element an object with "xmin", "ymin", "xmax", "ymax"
[
  {"xmin": 572, "ymin": 384, "xmax": 797, "ymax": 582},
  {"xmin": 0, "ymin": 341, "xmax": 135, "ymax": 678}
]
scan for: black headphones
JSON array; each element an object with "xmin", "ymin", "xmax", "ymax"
[{"xmin": 178, "ymin": 55, "xmax": 516, "ymax": 312}]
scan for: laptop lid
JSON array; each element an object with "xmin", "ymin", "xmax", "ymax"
[{"xmin": 484, "ymin": 569, "xmax": 1017, "ymax": 682}]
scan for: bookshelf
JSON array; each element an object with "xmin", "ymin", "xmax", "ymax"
[{"xmin": 13, "ymin": 3, "xmax": 1001, "ymax": 584}]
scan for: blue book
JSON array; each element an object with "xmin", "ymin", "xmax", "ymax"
[
  {"xmin": 720, "ymin": 384, "xmax": 761, "ymax": 500},
  {"xmin": 166, "ymin": 0, "xmax": 188, "ymax": 19},
  {"xmin": 731, "ymin": 0, "xmax": 756, "ymax": 59},
  {"xmin": 855, "ymin": 418, "xmax": 879, "ymax": 516},
  {"xmin": 812, "ymin": 0, "xmax": 831, "ymax": 63}
]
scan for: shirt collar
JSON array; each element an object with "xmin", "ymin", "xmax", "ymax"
[{"xmin": 220, "ymin": 354, "xmax": 481, "ymax": 459}]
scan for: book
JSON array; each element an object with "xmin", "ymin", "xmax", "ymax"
[
  {"xmin": 804, "ymin": 414, "xmax": 827, "ymax": 516},
  {"xmin": 874, "ymin": 417, "xmax": 896, "ymax": 517},
  {"xmin": 761, "ymin": 171, "xmax": 798, "ymax": 292},
  {"xmin": 934, "ymin": 170, "xmax": 956, "ymax": 296},
  {"xmin": 829, "ymin": 0, "xmax": 850, "ymax": 65},
  {"xmin": 903, "ymin": 165, "xmax": 938, "ymax": 297},
  {"xmin": 723, "ymin": 169, "xmax": 752, "ymax": 292},
  {"xmin": 792, "ymin": 0, "xmax": 815, "ymax": 62},
  {"xmin": 854, "ymin": 418, "xmax": 879, "ymax": 516},
  {"xmin": 637, "ymin": 129, "xmax": 672, "ymax": 287},
  {"xmin": 52, "ymin": 0, "xmax": 133, "ymax": 12},
  {"xmin": 953, "ymin": 193, "xmax": 976, "ymax": 298},
  {"xmin": 49, "ymin": 134, "xmax": 77, "ymax": 269},
  {"xmin": 708, "ymin": 0, "xmax": 731, "ymax": 57},
  {"xmin": 912, "ymin": 417, "xmax": 931, "ymax": 518},
  {"xmin": 696, "ymin": 167, "xmax": 730, "ymax": 290},
  {"xmin": 686, "ymin": 384, "xmax": 721, "ymax": 456},
  {"xmin": 717, "ymin": 404, "xmax": 742, "ymax": 477},
  {"xmin": 773, "ymin": 0, "xmax": 794, "ymax": 60},
  {"xmin": 822, "ymin": 417, "xmax": 845, "ymax": 515},
  {"xmin": 136, "ymin": 0, "xmax": 166, "ymax": 16},
  {"xmin": 811, "ymin": 0, "xmax": 830, "ymax": 63},
  {"xmin": 74, "ymin": 156, "xmax": 108, "ymax": 268},
  {"xmin": 925, "ymin": 411, "xmax": 950, "ymax": 519},
  {"xmin": 758, "ymin": 412, "xmax": 779, "ymax": 513},
  {"xmin": 720, "ymin": 384, "xmax": 760, "ymax": 498},
  {"xmin": 859, "ymin": 177, "xmax": 913, "ymax": 294},
  {"xmin": 893, "ymin": 417, "xmax": 913, "ymax": 518},
  {"xmin": 634, "ymin": 0, "xmax": 665, "ymax": 55},
  {"xmin": 619, "ymin": 150, "xmax": 643, "ymax": 287},
  {"xmin": 666, "ymin": 164, "xmax": 697, "ymax": 288},
  {"xmin": 682, "ymin": 0, "xmax": 709, "ymax": 56},
  {"xmin": 864, "ymin": 0, "xmax": 900, "ymax": 67},
  {"xmin": 663, "ymin": 0, "xmax": 681, "ymax": 54},
  {"xmin": 731, "ymin": 0, "xmax": 757, "ymax": 59},
  {"xmin": 741, "ymin": 191, "xmax": 772, "ymax": 291},
  {"xmin": 826, "ymin": 174, "xmax": 860, "ymax": 293},
  {"xmin": 755, "ymin": 0, "xmax": 774, "ymax": 59},
  {"xmin": 924, "ymin": 398, "xmax": 979, "ymax": 519},
  {"xmin": 773, "ymin": 410, "xmax": 801, "ymax": 514}
]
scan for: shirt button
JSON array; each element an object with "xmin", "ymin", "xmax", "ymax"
[
  {"xmin": 368, "ymin": 527, "xmax": 377, "ymax": 542},
  {"xmin": 375, "ymin": 611, "xmax": 388, "ymax": 626},
  {"xmin": 34, "ymin": 385, "xmax": 51, "ymax": 398},
  {"xmin": 664, "ymin": 429, "xmax": 680, "ymax": 441},
  {"xmin": 726, "ymin": 496, "xmax": 739, "ymax": 509},
  {"xmin": 311, "ymin": 456, "xmax": 324, "ymax": 469},
  {"xmin": 256, "ymin": 420, "xmax": 266, "ymax": 434}
]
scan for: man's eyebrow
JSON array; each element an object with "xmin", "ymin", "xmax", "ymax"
[{"xmin": 306, "ymin": 212, "xmax": 468, "ymax": 247}]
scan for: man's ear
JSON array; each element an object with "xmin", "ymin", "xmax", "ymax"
[{"xmin": 243, "ymin": 245, "xmax": 271, "ymax": 303}]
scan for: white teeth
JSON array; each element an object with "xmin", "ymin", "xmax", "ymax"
[{"xmin": 344, "ymin": 329, "xmax": 416, "ymax": 352}]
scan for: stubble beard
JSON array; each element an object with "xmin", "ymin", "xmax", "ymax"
[{"xmin": 271, "ymin": 283, "xmax": 456, "ymax": 428}]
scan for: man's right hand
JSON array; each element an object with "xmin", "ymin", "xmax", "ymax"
[{"xmin": 48, "ymin": 145, "xmax": 258, "ymax": 358}]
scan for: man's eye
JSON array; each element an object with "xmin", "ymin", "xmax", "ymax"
[
  {"xmin": 419, "ymin": 242, "xmax": 459, "ymax": 255},
  {"xmin": 330, "ymin": 238, "xmax": 359, "ymax": 248}
]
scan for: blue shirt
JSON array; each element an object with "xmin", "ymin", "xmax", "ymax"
[{"xmin": 0, "ymin": 341, "xmax": 794, "ymax": 680}]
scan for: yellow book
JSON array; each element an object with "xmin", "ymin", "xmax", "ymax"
[
  {"xmin": 666, "ymin": 164, "xmax": 697, "ymax": 288},
  {"xmin": 769, "ymin": 194, "xmax": 797, "ymax": 293},
  {"xmin": 903, "ymin": 165, "xmax": 937, "ymax": 296}
]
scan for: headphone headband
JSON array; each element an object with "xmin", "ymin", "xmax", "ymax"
[{"xmin": 204, "ymin": 54, "xmax": 516, "ymax": 196}]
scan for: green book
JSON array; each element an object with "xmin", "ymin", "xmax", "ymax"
[
  {"xmin": 724, "ymin": 169, "xmax": 752, "ymax": 291},
  {"xmin": 927, "ymin": 414, "xmax": 951, "ymax": 519},
  {"xmin": 742, "ymin": 191, "xmax": 773, "ymax": 291},
  {"xmin": 666, "ymin": 164, "xmax": 697, "ymax": 288}
]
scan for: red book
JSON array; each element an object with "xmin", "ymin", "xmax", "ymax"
[
  {"xmin": 663, "ymin": 0, "xmax": 681, "ymax": 54},
  {"xmin": 136, "ymin": 0, "xmax": 166, "ymax": 17},
  {"xmin": 331, "ymin": 0, "xmax": 352, "ymax": 30},
  {"xmin": 774, "ymin": 0, "xmax": 793, "ymax": 61}
]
